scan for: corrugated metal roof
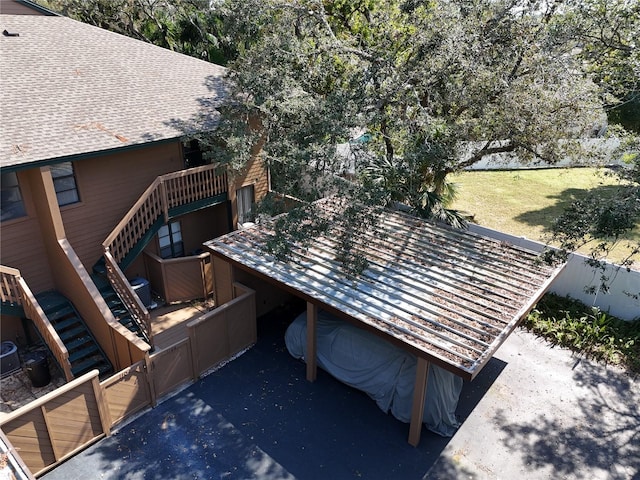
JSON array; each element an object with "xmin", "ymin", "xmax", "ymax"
[
  {"xmin": 0, "ymin": 14, "xmax": 227, "ymax": 169},
  {"xmin": 205, "ymin": 198, "xmax": 565, "ymax": 380}
]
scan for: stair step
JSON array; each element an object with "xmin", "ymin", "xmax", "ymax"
[
  {"xmin": 59, "ymin": 325, "xmax": 89, "ymax": 342},
  {"xmin": 120, "ymin": 319, "xmax": 136, "ymax": 330},
  {"xmin": 51, "ymin": 316, "xmax": 83, "ymax": 332},
  {"xmin": 71, "ymin": 357, "xmax": 113, "ymax": 378},
  {"xmin": 65, "ymin": 336, "xmax": 92, "ymax": 351},
  {"xmin": 35, "ymin": 291, "xmax": 69, "ymax": 311},
  {"xmin": 69, "ymin": 344, "xmax": 99, "ymax": 363},
  {"xmin": 107, "ymin": 299, "xmax": 125, "ymax": 310},
  {"xmin": 45, "ymin": 307, "xmax": 78, "ymax": 327}
]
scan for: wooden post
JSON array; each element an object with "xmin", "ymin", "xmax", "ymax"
[
  {"xmin": 408, "ymin": 357, "xmax": 429, "ymax": 447},
  {"xmin": 212, "ymin": 257, "xmax": 234, "ymax": 305},
  {"xmin": 306, "ymin": 302, "xmax": 317, "ymax": 382},
  {"xmin": 92, "ymin": 370, "xmax": 112, "ymax": 437}
]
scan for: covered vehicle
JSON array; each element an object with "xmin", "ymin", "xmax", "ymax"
[{"xmin": 285, "ymin": 310, "xmax": 463, "ymax": 437}]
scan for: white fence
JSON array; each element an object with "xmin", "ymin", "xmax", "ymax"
[{"xmin": 469, "ymin": 224, "xmax": 640, "ymax": 321}]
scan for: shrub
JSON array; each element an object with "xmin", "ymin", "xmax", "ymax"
[{"xmin": 524, "ymin": 293, "xmax": 640, "ymax": 374}]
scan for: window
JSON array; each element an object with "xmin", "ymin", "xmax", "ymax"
[
  {"xmin": 182, "ymin": 139, "xmax": 206, "ymax": 169},
  {"xmin": 158, "ymin": 221, "xmax": 184, "ymax": 259},
  {"xmin": 50, "ymin": 162, "xmax": 79, "ymax": 206},
  {"xmin": 237, "ymin": 185, "xmax": 255, "ymax": 225},
  {"xmin": 1, "ymin": 171, "xmax": 26, "ymax": 222}
]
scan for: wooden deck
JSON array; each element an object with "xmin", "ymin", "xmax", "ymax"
[{"xmin": 150, "ymin": 301, "xmax": 214, "ymax": 350}]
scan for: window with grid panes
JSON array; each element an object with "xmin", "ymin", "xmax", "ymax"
[
  {"xmin": 0, "ymin": 171, "xmax": 26, "ymax": 221},
  {"xmin": 158, "ymin": 221, "xmax": 184, "ymax": 258},
  {"xmin": 50, "ymin": 162, "xmax": 79, "ymax": 206}
]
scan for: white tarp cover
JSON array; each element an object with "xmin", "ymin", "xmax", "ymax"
[{"xmin": 285, "ymin": 310, "xmax": 463, "ymax": 437}]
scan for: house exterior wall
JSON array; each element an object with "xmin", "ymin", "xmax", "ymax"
[
  {"xmin": 61, "ymin": 142, "xmax": 183, "ymax": 270},
  {"xmin": 0, "ymin": 0, "xmax": 48, "ymax": 15},
  {"xmin": 0, "ymin": 169, "xmax": 55, "ymax": 292},
  {"xmin": 229, "ymin": 156, "xmax": 269, "ymax": 228}
]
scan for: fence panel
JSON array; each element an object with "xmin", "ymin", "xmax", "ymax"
[
  {"xmin": 149, "ymin": 339, "xmax": 194, "ymax": 399},
  {"xmin": 0, "ymin": 371, "xmax": 108, "ymax": 477},
  {"xmin": 188, "ymin": 285, "xmax": 256, "ymax": 377},
  {"xmin": 101, "ymin": 361, "xmax": 152, "ymax": 427}
]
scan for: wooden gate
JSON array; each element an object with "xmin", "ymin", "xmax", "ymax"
[
  {"xmin": 100, "ymin": 360, "xmax": 152, "ymax": 427},
  {"xmin": 148, "ymin": 339, "xmax": 194, "ymax": 399}
]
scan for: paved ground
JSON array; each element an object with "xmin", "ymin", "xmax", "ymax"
[{"xmin": 42, "ymin": 304, "xmax": 639, "ymax": 480}]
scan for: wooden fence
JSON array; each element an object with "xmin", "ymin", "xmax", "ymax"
[
  {"xmin": 188, "ymin": 283, "xmax": 256, "ymax": 377},
  {"xmin": 1, "ymin": 283, "xmax": 257, "ymax": 478},
  {"xmin": 0, "ymin": 371, "xmax": 109, "ymax": 477},
  {"xmin": 143, "ymin": 251, "xmax": 213, "ymax": 304}
]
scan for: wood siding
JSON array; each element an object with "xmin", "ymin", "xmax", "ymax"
[
  {"xmin": 229, "ymin": 156, "xmax": 269, "ymax": 228},
  {"xmin": 0, "ymin": 170, "xmax": 54, "ymax": 292},
  {"xmin": 144, "ymin": 252, "xmax": 212, "ymax": 304},
  {"xmin": 0, "ymin": 371, "xmax": 108, "ymax": 477},
  {"xmin": 101, "ymin": 361, "xmax": 151, "ymax": 426},
  {"xmin": 178, "ymin": 203, "xmax": 231, "ymax": 254},
  {"xmin": 61, "ymin": 142, "xmax": 183, "ymax": 270},
  {"xmin": 148, "ymin": 339, "xmax": 194, "ymax": 398},
  {"xmin": 234, "ymin": 268, "xmax": 295, "ymax": 318},
  {"xmin": 236, "ymin": 156, "xmax": 269, "ymax": 201},
  {"xmin": 0, "ymin": 0, "xmax": 48, "ymax": 15}
]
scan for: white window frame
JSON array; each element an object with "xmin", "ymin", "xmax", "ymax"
[
  {"xmin": 158, "ymin": 220, "xmax": 184, "ymax": 259},
  {"xmin": 237, "ymin": 184, "xmax": 255, "ymax": 225}
]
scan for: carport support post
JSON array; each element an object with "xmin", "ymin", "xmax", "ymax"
[
  {"xmin": 306, "ymin": 302, "xmax": 317, "ymax": 382},
  {"xmin": 408, "ymin": 357, "xmax": 429, "ymax": 446}
]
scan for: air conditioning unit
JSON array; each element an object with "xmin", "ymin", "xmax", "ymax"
[{"xmin": 130, "ymin": 277, "xmax": 152, "ymax": 308}]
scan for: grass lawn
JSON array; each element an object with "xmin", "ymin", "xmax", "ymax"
[{"xmin": 449, "ymin": 167, "xmax": 640, "ymax": 266}]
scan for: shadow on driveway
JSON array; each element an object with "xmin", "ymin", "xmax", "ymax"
[{"xmin": 42, "ymin": 303, "xmax": 505, "ymax": 480}]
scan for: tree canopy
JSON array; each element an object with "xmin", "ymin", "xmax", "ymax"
[
  {"xmin": 211, "ymin": 1, "xmax": 618, "ymax": 215},
  {"xmin": 41, "ymin": 0, "xmax": 639, "ymax": 271}
]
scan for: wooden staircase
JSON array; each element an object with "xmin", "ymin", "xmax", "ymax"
[
  {"xmin": 97, "ymin": 163, "xmax": 229, "ymax": 351},
  {"xmin": 34, "ymin": 291, "xmax": 113, "ymax": 378},
  {"xmin": 91, "ymin": 273, "xmax": 150, "ymax": 344}
]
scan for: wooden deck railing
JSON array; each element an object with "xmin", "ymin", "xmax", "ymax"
[
  {"xmin": 103, "ymin": 251, "xmax": 153, "ymax": 347},
  {"xmin": 100, "ymin": 164, "xmax": 227, "ymax": 348},
  {"xmin": 0, "ymin": 265, "xmax": 74, "ymax": 382},
  {"xmin": 103, "ymin": 163, "xmax": 228, "ymax": 265}
]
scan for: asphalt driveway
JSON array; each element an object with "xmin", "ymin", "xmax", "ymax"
[{"xmin": 41, "ymin": 303, "xmax": 639, "ymax": 480}]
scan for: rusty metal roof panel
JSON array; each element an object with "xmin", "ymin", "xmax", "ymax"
[{"xmin": 205, "ymin": 199, "xmax": 565, "ymax": 380}]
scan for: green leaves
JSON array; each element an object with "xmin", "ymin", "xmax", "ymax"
[{"xmin": 525, "ymin": 294, "xmax": 640, "ymax": 373}]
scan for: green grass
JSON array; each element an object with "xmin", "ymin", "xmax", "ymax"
[
  {"xmin": 525, "ymin": 293, "xmax": 640, "ymax": 374},
  {"xmin": 450, "ymin": 167, "xmax": 640, "ymax": 266}
]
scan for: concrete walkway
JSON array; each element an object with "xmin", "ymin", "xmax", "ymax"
[{"xmin": 41, "ymin": 308, "xmax": 639, "ymax": 480}]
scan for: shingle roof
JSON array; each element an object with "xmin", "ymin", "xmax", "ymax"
[
  {"xmin": 205, "ymin": 197, "xmax": 566, "ymax": 381},
  {"xmin": 0, "ymin": 14, "xmax": 227, "ymax": 169}
]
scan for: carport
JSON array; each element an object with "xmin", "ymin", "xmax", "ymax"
[{"xmin": 204, "ymin": 197, "xmax": 566, "ymax": 446}]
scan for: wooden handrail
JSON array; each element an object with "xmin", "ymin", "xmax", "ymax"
[
  {"xmin": 102, "ymin": 163, "xmax": 228, "ymax": 264},
  {"xmin": 0, "ymin": 265, "xmax": 73, "ymax": 382},
  {"xmin": 99, "ymin": 164, "xmax": 228, "ymax": 349},
  {"xmin": 103, "ymin": 251, "xmax": 153, "ymax": 348},
  {"xmin": 0, "ymin": 265, "xmax": 22, "ymax": 305}
]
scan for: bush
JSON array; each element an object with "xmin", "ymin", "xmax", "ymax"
[{"xmin": 524, "ymin": 293, "xmax": 640, "ymax": 374}]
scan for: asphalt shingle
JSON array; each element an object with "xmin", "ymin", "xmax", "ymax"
[{"xmin": 0, "ymin": 14, "xmax": 227, "ymax": 169}]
